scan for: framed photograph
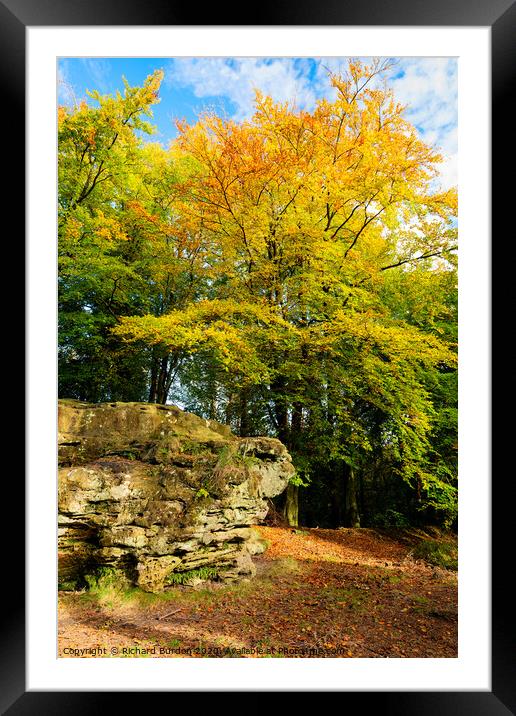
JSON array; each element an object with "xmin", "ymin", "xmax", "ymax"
[{"xmin": 7, "ymin": 0, "xmax": 511, "ymax": 711}]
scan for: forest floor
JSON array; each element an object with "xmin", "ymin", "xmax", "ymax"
[{"xmin": 58, "ymin": 526, "xmax": 457, "ymax": 658}]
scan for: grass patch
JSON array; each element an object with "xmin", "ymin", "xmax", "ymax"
[
  {"xmin": 211, "ymin": 444, "xmax": 261, "ymax": 491},
  {"xmin": 322, "ymin": 555, "xmax": 344, "ymax": 564},
  {"xmin": 324, "ymin": 586, "xmax": 369, "ymax": 612},
  {"xmin": 411, "ymin": 539, "xmax": 458, "ymax": 570},
  {"xmin": 373, "ymin": 567, "xmax": 405, "ymax": 584},
  {"xmin": 264, "ymin": 557, "xmax": 303, "ymax": 578},
  {"xmin": 58, "ymin": 581, "xmax": 80, "ymax": 591},
  {"xmin": 410, "ymin": 594, "xmax": 431, "ymax": 614},
  {"xmin": 165, "ymin": 566, "xmax": 220, "ymax": 586},
  {"xmin": 248, "ymin": 527, "xmax": 270, "ymax": 554},
  {"xmin": 83, "ymin": 567, "xmax": 131, "ymax": 607},
  {"xmin": 81, "ymin": 567, "xmax": 183, "ymax": 608},
  {"xmin": 412, "ymin": 595, "xmax": 430, "ymax": 605},
  {"xmin": 387, "ymin": 574, "xmax": 403, "ymax": 584}
]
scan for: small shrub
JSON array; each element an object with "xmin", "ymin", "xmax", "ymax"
[
  {"xmin": 411, "ymin": 539, "xmax": 458, "ymax": 570},
  {"xmin": 211, "ymin": 444, "xmax": 260, "ymax": 488},
  {"xmin": 84, "ymin": 566, "xmax": 131, "ymax": 606}
]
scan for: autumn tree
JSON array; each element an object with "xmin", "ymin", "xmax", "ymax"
[
  {"xmin": 58, "ymin": 70, "xmax": 207, "ymax": 402},
  {"xmin": 113, "ymin": 59, "xmax": 458, "ymax": 527}
]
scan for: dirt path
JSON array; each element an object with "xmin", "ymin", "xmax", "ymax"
[{"xmin": 58, "ymin": 527, "xmax": 457, "ymax": 658}]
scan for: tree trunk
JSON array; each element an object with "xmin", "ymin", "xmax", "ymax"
[
  {"xmin": 346, "ymin": 467, "xmax": 361, "ymax": 527},
  {"xmin": 238, "ymin": 388, "xmax": 250, "ymax": 437},
  {"xmin": 225, "ymin": 393, "xmax": 235, "ymax": 427},
  {"xmin": 272, "ymin": 376, "xmax": 289, "ymax": 444},
  {"xmin": 291, "ymin": 401, "xmax": 302, "ymax": 443},
  {"xmin": 331, "ymin": 468, "xmax": 344, "ymax": 527},
  {"xmin": 163, "ymin": 354, "xmax": 179, "ymax": 402},
  {"xmin": 359, "ymin": 469, "xmax": 365, "ymax": 523},
  {"xmin": 148, "ymin": 349, "xmax": 159, "ymax": 403},
  {"xmin": 156, "ymin": 356, "xmax": 169, "ymax": 404},
  {"xmin": 209, "ymin": 379, "xmax": 218, "ymax": 421},
  {"xmin": 154, "ymin": 353, "xmax": 180, "ymax": 405},
  {"xmin": 283, "ymin": 482, "xmax": 299, "ymax": 527}
]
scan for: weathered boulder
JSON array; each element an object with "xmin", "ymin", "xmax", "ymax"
[{"xmin": 58, "ymin": 400, "xmax": 293, "ymax": 592}]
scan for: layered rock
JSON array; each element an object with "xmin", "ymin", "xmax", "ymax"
[{"xmin": 58, "ymin": 400, "xmax": 293, "ymax": 592}]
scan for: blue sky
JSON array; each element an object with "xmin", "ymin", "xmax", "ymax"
[{"xmin": 58, "ymin": 56, "xmax": 457, "ymax": 188}]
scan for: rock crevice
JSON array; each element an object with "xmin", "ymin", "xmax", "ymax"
[{"xmin": 58, "ymin": 400, "xmax": 293, "ymax": 591}]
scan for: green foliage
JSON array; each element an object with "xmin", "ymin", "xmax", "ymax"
[
  {"xmin": 58, "ymin": 70, "xmax": 199, "ymax": 403},
  {"xmin": 165, "ymin": 566, "xmax": 220, "ymax": 585},
  {"xmin": 83, "ymin": 566, "xmax": 131, "ymax": 606},
  {"xmin": 84, "ymin": 566, "xmax": 122, "ymax": 592},
  {"xmin": 370, "ymin": 509, "xmax": 410, "ymax": 528},
  {"xmin": 195, "ymin": 487, "xmax": 210, "ymax": 499},
  {"xmin": 210, "ymin": 444, "xmax": 260, "ymax": 488},
  {"xmin": 290, "ymin": 455, "xmax": 312, "ymax": 487},
  {"xmin": 418, "ymin": 474, "xmax": 458, "ymax": 529},
  {"xmin": 411, "ymin": 539, "xmax": 458, "ymax": 570}
]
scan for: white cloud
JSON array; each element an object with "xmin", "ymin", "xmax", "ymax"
[
  {"xmin": 388, "ymin": 58, "xmax": 458, "ymax": 187},
  {"xmin": 167, "ymin": 58, "xmax": 319, "ymax": 121},
  {"xmin": 438, "ymin": 152, "xmax": 458, "ymax": 191}
]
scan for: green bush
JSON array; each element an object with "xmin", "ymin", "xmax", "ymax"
[
  {"xmin": 370, "ymin": 509, "xmax": 410, "ymax": 528},
  {"xmin": 411, "ymin": 538, "xmax": 458, "ymax": 570},
  {"xmin": 83, "ymin": 566, "xmax": 132, "ymax": 605}
]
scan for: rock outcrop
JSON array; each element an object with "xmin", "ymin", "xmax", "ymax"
[{"xmin": 58, "ymin": 400, "xmax": 293, "ymax": 592}]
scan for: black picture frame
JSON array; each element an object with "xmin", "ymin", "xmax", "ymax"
[{"xmin": 7, "ymin": 0, "xmax": 511, "ymax": 712}]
